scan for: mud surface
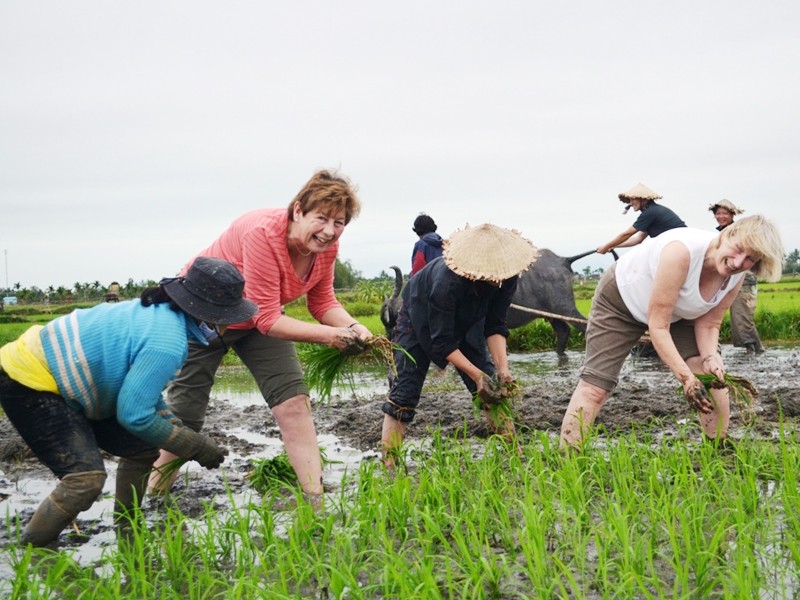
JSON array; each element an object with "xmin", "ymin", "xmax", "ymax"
[{"xmin": 1, "ymin": 345, "xmax": 799, "ymax": 555}]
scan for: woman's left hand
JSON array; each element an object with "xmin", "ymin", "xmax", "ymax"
[
  {"xmin": 701, "ymin": 353, "xmax": 725, "ymax": 380},
  {"xmin": 349, "ymin": 323, "xmax": 372, "ymax": 340}
]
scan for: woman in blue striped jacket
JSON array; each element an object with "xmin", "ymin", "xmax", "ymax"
[{"xmin": 0, "ymin": 257, "xmax": 256, "ymax": 547}]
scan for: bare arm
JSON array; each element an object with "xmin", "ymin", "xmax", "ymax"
[
  {"xmin": 486, "ymin": 333, "xmax": 511, "ymax": 380},
  {"xmin": 646, "ymin": 242, "xmax": 695, "ymax": 386},
  {"xmin": 598, "ymin": 227, "xmax": 646, "ymax": 254},
  {"xmin": 446, "ymin": 348, "xmax": 485, "ymax": 383},
  {"xmin": 692, "ymin": 278, "xmax": 744, "ymax": 378},
  {"xmin": 266, "ymin": 306, "xmax": 370, "ymax": 349}
]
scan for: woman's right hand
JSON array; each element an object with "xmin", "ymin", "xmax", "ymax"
[{"xmin": 684, "ymin": 378, "xmax": 713, "ymax": 414}]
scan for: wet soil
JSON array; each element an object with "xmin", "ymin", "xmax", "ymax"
[
  {"xmin": 1, "ymin": 345, "xmax": 799, "ymax": 553},
  {"xmin": 315, "ymin": 345, "xmax": 800, "ymax": 450}
]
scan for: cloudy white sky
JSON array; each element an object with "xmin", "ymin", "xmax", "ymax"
[{"xmin": 2, "ymin": 1, "xmax": 798, "ymax": 291}]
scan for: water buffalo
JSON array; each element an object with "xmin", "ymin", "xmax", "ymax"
[
  {"xmin": 379, "ymin": 266, "xmax": 404, "ymax": 339},
  {"xmin": 380, "ymin": 249, "xmax": 597, "ymax": 356},
  {"xmin": 507, "ymin": 248, "xmax": 597, "ymax": 355}
]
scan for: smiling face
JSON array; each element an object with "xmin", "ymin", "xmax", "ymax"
[
  {"xmin": 628, "ymin": 198, "xmax": 645, "ymax": 212},
  {"xmin": 714, "ymin": 207, "xmax": 734, "ymax": 229},
  {"xmin": 289, "ymin": 203, "xmax": 346, "ymax": 254},
  {"xmin": 715, "ymin": 236, "xmax": 759, "ymax": 276}
]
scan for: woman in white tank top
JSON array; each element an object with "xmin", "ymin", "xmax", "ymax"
[{"xmin": 560, "ymin": 215, "xmax": 784, "ymax": 450}]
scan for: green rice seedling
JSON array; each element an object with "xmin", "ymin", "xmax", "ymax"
[
  {"xmin": 246, "ymin": 447, "xmax": 337, "ymax": 495},
  {"xmin": 246, "ymin": 452, "xmax": 298, "ymax": 493},
  {"xmin": 471, "ymin": 376, "xmax": 521, "ymax": 440},
  {"xmin": 300, "ymin": 335, "xmax": 414, "ymax": 401},
  {"xmin": 147, "ymin": 457, "xmax": 187, "ymax": 491}
]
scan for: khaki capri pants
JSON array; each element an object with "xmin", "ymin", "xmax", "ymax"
[
  {"xmin": 580, "ymin": 264, "xmax": 703, "ymax": 392},
  {"xmin": 166, "ymin": 328, "xmax": 307, "ymax": 432}
]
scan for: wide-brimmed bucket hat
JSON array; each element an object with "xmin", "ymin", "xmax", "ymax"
[
  {"xmin": 618, "ymin": 183, "xmax": 662, "ymax": 202},
  {"xmin": 443, "ymin": 223, "xmax": 539, "ymax": 283},
  {"xmin": 162, "ymin": 257, "xmax": 258, "ymax": 324},
  {"xmin": 708, "ymin": 199, "xmax": 744, "ymax": 215}
]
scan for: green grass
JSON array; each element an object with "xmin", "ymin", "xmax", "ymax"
[
  {"xmin": 1, "ymin": 281, "xmax": 797, "ymax": 352},
  {"xmin": 5, "ymin": 424, "xmax": 800, "ymax": 597}
]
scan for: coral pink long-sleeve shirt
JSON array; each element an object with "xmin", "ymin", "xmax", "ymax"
[{"xmin": 183, "ymin": 208, "xmax": 342, "ymax": 334}]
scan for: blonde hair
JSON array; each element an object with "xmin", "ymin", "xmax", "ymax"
[
  {"xmin": 718, "ymin": 215, "xmax": 784, "ymax": 281},
  {"xmin": 287, "ymin": 169, "xmax": 361, "ymax": 224}
]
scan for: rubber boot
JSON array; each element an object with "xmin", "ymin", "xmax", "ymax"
[
  {"xmin": 21, "ymin": 496, "xmax": 76, "ymax": 547},
  {"xmin": 115, "ymin": 450, "xmax": 160, "ymax": 542},
  {"xmin": 22, "ymin": 470, "xmax": 107, "ymax": 547}
]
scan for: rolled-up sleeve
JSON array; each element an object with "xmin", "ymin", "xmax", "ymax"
[{"xmin": 483, "ymin": 276, "xmax": 518, "ymax": 338}]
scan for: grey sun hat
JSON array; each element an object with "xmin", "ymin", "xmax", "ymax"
[
  {"xmin": 162, "ymin": 257, "xmax": 258, "ymax": 325},
  {"xmin": 443, "ymin": 223, "xmax": 539, "ymax": 283},
  {"xmin": 618, "ymin": 183, "xmax": 662, "ymax": 203},
  {"xmin": 708, "ymin": 199, "xmax": 744, "ymax": 215}
]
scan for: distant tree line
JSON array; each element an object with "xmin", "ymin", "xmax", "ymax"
[
  {"xmin": 1, "ymin": 278, "xmax": 157, "ymax": 305},
  {"xmin": 4, "ymin": 252, "xmax": 799, "ymax": 306}
]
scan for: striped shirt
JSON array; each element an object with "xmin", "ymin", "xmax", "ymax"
[
  {"xmin": 38, "ymin": 301, "xmax": 205, "ymax": 447},
  {"xmin": 184, "ymin": 208, "xmax": 342, "ymax": 333}
]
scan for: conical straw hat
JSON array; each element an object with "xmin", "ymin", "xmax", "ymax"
[
  {"xmin": 618, "ymin": 183, "xmax": 662, "ymax": 202},
  {"xmin": 708, "ymin": 199, "xmax": 744, "ymax": 215},
  {"xmin": 443, "ymin": 223, "xmax": 539, "ymax": 282}
]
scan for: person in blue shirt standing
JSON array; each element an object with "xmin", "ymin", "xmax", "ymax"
[
  {"xmin": 597, "ymin": 183, "xmax": 686, "ymax": 255},
  {"xmin": 0, "ymin": 257, "xmax": 257, "ymax": 547}
]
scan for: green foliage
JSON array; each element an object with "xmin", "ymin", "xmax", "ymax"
[
  {"xmin": 0, "ymin": 314, "xmax": 30, "ymax": 324},
  {"xmin": 8, "ymin": 426, "xmax": 800, "ymax": 598},
  {"xmin": 299, "ymin": 336, "xmax": 409, "ymax": 401},
  {"xmin": 245, "ymin": 452, "xmax": 299, "ymax": 493},
  {"xmin": 507, "ymin": 320, "xmax": 586, "ymax": 353},
  {"xmin": 353, "ymin": 279, "xmax": 393, "ymax": 303},
  {"xmin": 246, "ymin": 448, "xmax": 338, "ymax": 495},
  {"xmin": 333, "ymin": 258, "xmax": 361, "ymax": 289},
  {"xmin": 340, "ymin": 301, "xmax": 378, "ymax": 318},
  {"xmin": 784, "ymin": 249, "xmax": 800, "ymax": 275}
]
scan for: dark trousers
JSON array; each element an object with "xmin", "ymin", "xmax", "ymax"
[
  {"xmin": 382, "ymin": 313, "xmax": 494, "ymax": 423},
  {"xmin": 0, "ymin": 370, "xmax": 155, "ymax": 478}
]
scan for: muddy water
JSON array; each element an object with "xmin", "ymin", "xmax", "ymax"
[{"xmin": 1, "ymin": 345, "xmax": 799, "ymax": 572}]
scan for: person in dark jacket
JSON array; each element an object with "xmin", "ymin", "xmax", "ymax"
[
  {"xmin": 411, "ymin": 213, "xmax": 444, "ymax": 276},
  {"xmin": 381, "ymin": 223, "xmax": 539, "ymax": 464},
  {"xmin": 0, "ymin": 257, "xmax": 257, "ymax": 547},
  {"xmin": 597, "ymin": 183, "xmax": 686, "ymax": 254}
]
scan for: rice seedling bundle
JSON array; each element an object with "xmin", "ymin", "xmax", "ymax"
[
  {"xmin": 246, "ymin": 448, "xmax": 337, "ymax": 494},
  {"xmin": 689, "ymin": 373, "xmax": 758, "ymax": 423},
  {"xmin": 472, "ymin": 377, "xmax": 522, "ymax": 439},
  {"xmin": 300, "ymin": 335, "xmax": 412, "ymax": 401}
]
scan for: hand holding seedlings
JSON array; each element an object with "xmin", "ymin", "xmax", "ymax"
[
  {"xmin": 477, "ymin": 372, "xmax": 504, "ymax": 405},
  {"xmin": 701, "ymin": 353, "xmax": 724, "ymax": 378},
  {"xmin": 334, "ymin": 329, "xmax": 368, "ymax": 355},
  {"xmin": 684, "ymin": 379, "xmax": 713, "ymax": 413}
]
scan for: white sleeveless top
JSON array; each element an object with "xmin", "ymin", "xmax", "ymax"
[{"xmin": 616, "ymin": 228, "xmax": 744, "ymax": 324}]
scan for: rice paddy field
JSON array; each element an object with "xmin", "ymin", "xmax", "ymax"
[{"xmin": 1, "ymin": 279, "xmax": 799, "ymax": 598}]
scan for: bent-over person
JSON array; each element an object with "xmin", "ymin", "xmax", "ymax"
[
  {"xmin": 561, "ymin": 215, "xmax": 784, "ymax": 450},
  {"xmin": 0, "ymin": 257, "xmax": 257, "ymax": 547}
]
